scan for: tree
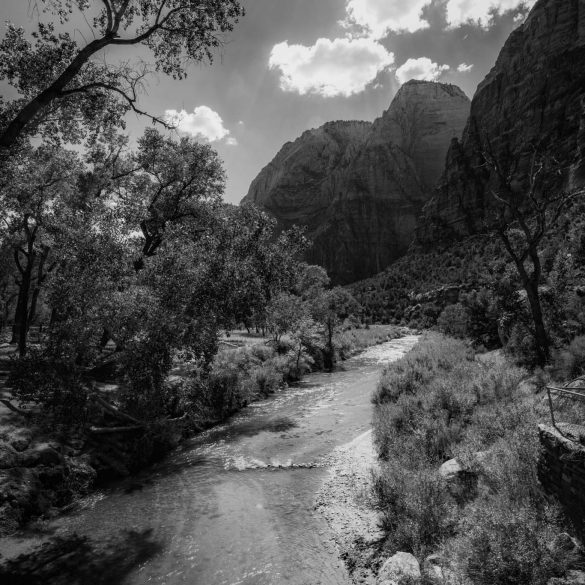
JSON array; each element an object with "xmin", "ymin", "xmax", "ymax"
[
  {"xmin": 266, "ymin": 292, "xmax": 307, "ymax": 345},
  {"xmin": 482, "ymin": 143, "xmax": 581, "ymax": 366},
  {"xmin": 0, "ymin": 145, "xmax": 82, "ymax": 355},
  {"xmin": 128, "ymin": 128, "xmax": 226, "ymax": 270},
  {"xmin": 0, "ymin": 0, "xmax": 244, "ymax": 150},
  {"xmin": 312, "ymin": 287, "xmax": 360, "ymax": 370}
]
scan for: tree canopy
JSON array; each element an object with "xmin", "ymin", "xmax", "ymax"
[{"xmin": 0, "ymin": 0, "xmax": 244, "ymax": 150}]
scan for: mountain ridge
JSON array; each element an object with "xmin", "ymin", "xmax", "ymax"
[{"xmin": 243, "ymin": 80, "xmax": 471, "ymax": 284}]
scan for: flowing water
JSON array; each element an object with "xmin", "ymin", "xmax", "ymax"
[{"xmin": 1, "ymin": 335, "xmax": 419, "ymax": 585}]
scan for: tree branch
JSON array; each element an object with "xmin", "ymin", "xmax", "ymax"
[{"xmin": 58, "ymin": 82, "xmax": 173, "ymax": 129}]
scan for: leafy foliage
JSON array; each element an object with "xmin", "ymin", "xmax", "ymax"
[
  {"xmin": 0, "ymin": 0, "xmax": 245, "ymax": 149},
  {"xmin": 372, "ymin": 334, "xmax": 572, "ymax": 581}
]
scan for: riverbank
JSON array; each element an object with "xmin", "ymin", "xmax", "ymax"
[
  {"xmin": 363, "ymin": 333, "xmax": 584, "ymax": 585},
  {"xmin": 0, "ymin": 325, "xmax": 407, "ymax": 537},
  {"xmin": 315, "ymin": 429, "xmax": 382, "ymax": 585},
  {"xmin": 0, "ymin": 334, "xmax": 420, "ymax": 584}
]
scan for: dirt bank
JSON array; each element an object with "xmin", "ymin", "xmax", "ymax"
[{"xmin": 315, "ymin": 429, "xmax": 383, "ymax": 585}]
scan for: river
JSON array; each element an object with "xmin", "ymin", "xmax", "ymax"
[{"xmin": 1, "ymin": 335, "xmax": 419, "ymax": 585}]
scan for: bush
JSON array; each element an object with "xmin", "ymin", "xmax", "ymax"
[
  {"xmin": 437, "ymin": 303, "xmax": 470, "ymax": 338},
  {"xmin": 9, "ymin": 352, "xmax": 90, "ymax": 431},
  {"xmin": 452, "ymin": 503, "xmax": 566, "ymax": 585},
  {"xmin": 373, "ymin": 464, "xmax": 456, "ymax": 557},
  {"xmin": 552, "ymin": 335, "xmax": 585, "ymax": 380},
  {"xmin": 372, "ymin": 333, "xmax": 571, "ymax": 582},
  {"xmin": 505, "ymin": 322, "xmax": 542, "ymax": 367}
]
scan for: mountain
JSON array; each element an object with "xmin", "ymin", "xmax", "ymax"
[
  {"xmin": 243, "ymin": 81, "xmax": 471, "ymax": 284},
  {"xmin": 417, "ymin": 0, "xmax": 585, "ymax": 244}
]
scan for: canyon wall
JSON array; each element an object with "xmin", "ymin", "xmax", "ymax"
[
  {"xmin": 417, "ymin": 0, "xmax": 585, "ymax": 244},
  {"xmin": 244, "ymin": 81, "xmax": 470, "ymax": 283}
]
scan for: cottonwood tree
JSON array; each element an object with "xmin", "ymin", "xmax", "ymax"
[
  {"xmin": 0, "ymin": 145, "xmax": 82, "ymax": 356},
  {"xmin": 128, "ymin": 128, "xmax": 226, "ymax": 270},
  {"xmin": 312, "ymin": 287, "xmax": 360, "ymax": 370},
  {"xmin": 0, "ymin": 0, "xmax": 244, "ymax": 150},
  {"xmin": 482, "ymin": 142, "xmax": 581, "ymax": 366}
]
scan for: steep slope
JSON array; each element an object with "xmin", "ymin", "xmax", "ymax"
[
  {"xmin": 417, "ymin": 0, "xmax": 585, "ymax": 244},
  {"xmin": 244, "ymin": 81, "xmax": 470, "ymax": 284}
]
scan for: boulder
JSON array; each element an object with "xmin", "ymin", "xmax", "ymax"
[
  {"xmin": 0, "ymin": 444, "xmax": 19, "ymax": 469},
  {"xmin": 423, "ymin": 554, "xmax": 445, "ymax": 581},
  {"xmin": 549, "ymin": 571, "xmax": 585, "ymax": 585},
  {"xmin": 439, "ymin": 458, "xmax": 463, "ymax": 481},
  {"xmin": 377, "ymin": 551, "xmax": 421, "ymax": 584},
  {"xmin": 9, "ymin": 428, "xmax": 33, "ymax": 452},
  {"xmin": 567, "ymin": 571, "xmax": 585, "ymax": 585},
  {"xmin": 19, "ymin": 443, "xmax": 63, "ymax": 467},
  {"xmin": 551, "ymin": 533, "xmax": 581, "ymax": 554}
]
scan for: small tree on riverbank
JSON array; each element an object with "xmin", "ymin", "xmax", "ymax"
[
  {"xmin": 481, "ymin": 142, "xmax": 581, "ymax": 366},
  {"xmin": 312, "ymin": 287, "xmax": 359, "ymax": 370}
]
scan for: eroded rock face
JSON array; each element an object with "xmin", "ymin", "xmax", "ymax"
[
  {"xmin": 243, "ymin": 81, "xmax": 470, "ymax": 284},
  {"xmin": 417, "ymin": 0, "xmax": 585, "ymax": 244}
]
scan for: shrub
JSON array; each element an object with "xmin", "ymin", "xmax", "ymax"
[
  {"xmin": 373, "ymin": 464, "xmax": 456, "ymax": 557},
  {"xmin": 552, "ymin": 335, "xmax": 585, "ymax": 380},
  {"xmin": 372, "ymin": 333, "xmax": 571, "ymax": 582},
  {"xmin": 437, "ymin": 303, "xmax": 470, "ymax": 338},
  {"xmin": 9, "ymin": 352, "xmax": 90, "ymax": 431},
  {"xmin": 452, "ymin": 503, "xmax": 566, "ymax": 585},
  {"xmin": 505, "ymin": 322, "xmax": 541, "ymax": 367}
]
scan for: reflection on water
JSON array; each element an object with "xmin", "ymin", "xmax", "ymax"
[{"xmin": 0, "ymin": 335, "xmax": 419, "ymax": 585}]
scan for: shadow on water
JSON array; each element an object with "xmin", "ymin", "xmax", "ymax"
[
  {"xmin": 0, "ymin": 529, "xmax": 163, "ymax": 585},
  {"xmin": 226, "ymin": 415, "xmax": 298, "ymax": 437}
]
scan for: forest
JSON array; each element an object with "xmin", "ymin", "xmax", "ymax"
[{"xmin": 0, "ymin": 0, "xmax": 402, "ymax": 537}]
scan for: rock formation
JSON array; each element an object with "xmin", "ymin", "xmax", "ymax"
[
  {"xmin": 417, "ymin": 0, "xmax": 585, "ymax": 244},
  {"xmin": 243, "ymin": 81, "xmax": 470, "ymax": 284}
]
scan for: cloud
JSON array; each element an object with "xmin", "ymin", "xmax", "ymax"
[
  {"xmin": 269, "ymin": 37, "xmax": 394, "ymax": 98},
  {"xmin": 457, "ymin": 62, "xmax": 474, "ymax": 72},
  {"xmin": 165, "ymin": 106, "xmax": 233, "ymax": 143},
  {"xmin": 225, "ymin": 137, "xmax": 239, "ymax": 146},
  {"xmin": 445, "ymin": 0, "xmax": 537, "ymax": 28},
  {"xmin": 395, "ymin": 57, "xmax": 449, "ymax": 84},
  {"xmin": 344, "ymin": 0, "xmax": 431, "ymax": 37}
]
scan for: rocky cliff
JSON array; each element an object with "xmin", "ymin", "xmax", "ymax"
[
  {"xmin": 417, "ymin": 0, "xmax": 585, "ymax": 244},
  {"xmin": 244, "ymin": 81, "xmax": 470, "ymax": 284}
]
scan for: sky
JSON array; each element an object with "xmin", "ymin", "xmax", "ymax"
[{"xmin": 0, "ymin": 0, "xmax": 537, "ymax": 203}]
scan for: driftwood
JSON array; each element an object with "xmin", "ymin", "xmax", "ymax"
[
  {"xmin": 0, "ymin": 399, "xmax": 32, "ymax": 417},
  {"xmin": 89, "ymin": 425, "xmax": 145, "ymax": 434},
  {"xmin": 89, "ymin": 392, "xmax": 141, "ymax": 425}
]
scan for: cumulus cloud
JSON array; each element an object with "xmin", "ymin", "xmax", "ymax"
[
  {"xmin": 457, "ymin": 62, "xmax": 474, "ymax": 72},
  {"xmin": 446, "ymin": 0, "xmax": 537, "ymax": 28},
  {"xmin": 345, "ymin": 0, "xmax": 431, "ymax": 37},
  {"xmin": 395, "ymin": 57, "xmax": 450, "ymax": 85},
  {"xmin": 164, "ymin": 106, "xmax": 233, "ymax": 143},
  {"xmin": 269, "ymin": 37, "xmax": 394, "ymax": 98}
]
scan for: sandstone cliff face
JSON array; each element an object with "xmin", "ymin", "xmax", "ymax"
[
  {"xmin": 244, "ymin": 81, "xmax": 470, "ymax": 284},
  {"xmin": 417, "ymin": 0, "xmax": 585, "ymax": 244}
]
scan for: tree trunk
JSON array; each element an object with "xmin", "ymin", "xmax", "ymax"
[
  {"xmin": 14, "ymin": 264, "xmax": 32, "ymax": 356},
  {"xmin": 324, "ymin": 320, "xmax": 335, "ymax": 371},
  {"xmin": 0, "ymin": 37, "xmax": 112, "ymax": 149},
  {"xmin": 28, "ymin": 247, "xmax": 48, "ymax": 330},
  {"xmin": 524, "ymin": 281, "xmax": 550, "ymax": 367}
]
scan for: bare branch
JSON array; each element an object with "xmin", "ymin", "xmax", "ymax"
[{"xmin": 58, "ymin": 82, "xmax": 173, "ymax": 129}]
